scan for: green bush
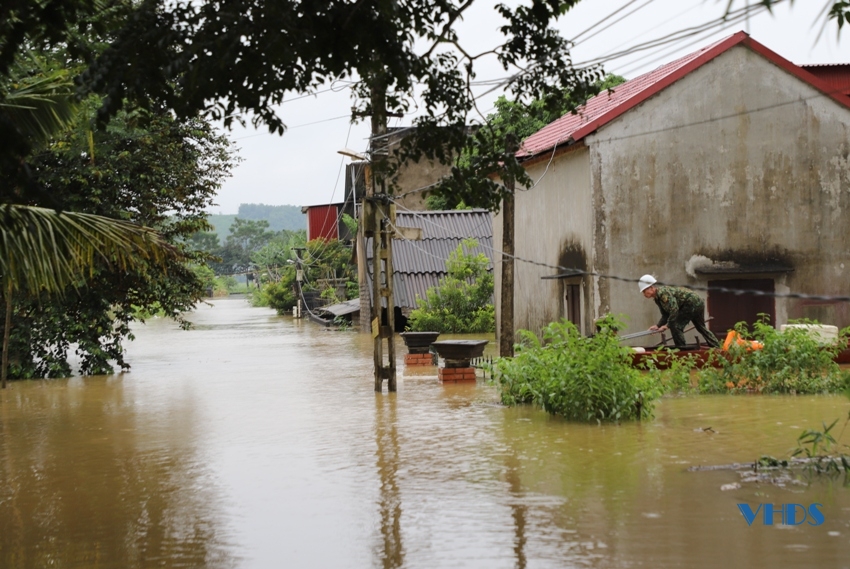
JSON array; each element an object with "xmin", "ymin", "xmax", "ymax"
[
  {"xmin": 494, "ymin": 317, "xmax": 661, "ymax": 422},
  {"xmin": 252, "ymin": 267, "xmax": 297, "ymax": 313},
  {"xmin": 407, "ymin": 238, "xmax": 495, "ymax": 333},
  {"xmin": 699, "ymin": 319, "xmax": 850, "ymax": 394}
]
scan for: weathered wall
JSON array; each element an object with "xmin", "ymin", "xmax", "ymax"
[
  {"xmin": 495, "ymin": 145, "xmax": 594, "ymax": 337},
  {"xmin": 588, "ymin": 45, "xmax": 850, "ymax": 334},
  {"xmin": 385, "ymin": 130, "xmax": 453, "ymax": 212}
]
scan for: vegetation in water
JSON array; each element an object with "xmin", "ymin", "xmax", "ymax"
[
  {"xmin": 637, "ymin": 348, "xmax": 702, "ymax": 395},
  {"xmin": 493, "ymin": 317, "xmax": 661, "ymax": 423},
  {"xmin": 699, "ymin": 319, "xmax": 850, "ymax": 395},
  {"xmin": 792, "ymin": 416, "xmax": 850, "ymax": 480},
  {"xmin": 251, "ymin": 238, "xmax": 357, "ymax": 315},
  {"xmin": 407, "ymin": 239, "xmax": 494, "ymax": 333}
]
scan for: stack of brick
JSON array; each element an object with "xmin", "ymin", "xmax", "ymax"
[
  {"xmin": 404, "ymin": 353, "xmax": 435, "ymax": 366},
  {"xmin": 437, "ymin": 366, "xmax": 477, "ymax": 383}
]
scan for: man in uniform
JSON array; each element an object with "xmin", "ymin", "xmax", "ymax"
[{"xmin": 638, "ymin": 274, "xmax": 720, "ymax": 348}]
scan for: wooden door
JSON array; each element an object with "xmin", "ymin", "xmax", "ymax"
[{"xmin": 708, "ymin": 278, "xmax": 775, "ymax": 334}]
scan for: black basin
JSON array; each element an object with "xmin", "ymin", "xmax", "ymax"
[
  {"xmin": 430, "ymin": 340, "xmax": 488, "ymax": 362},
  {"xmin": 400, "ymin": 331, "xmax": 441, "ymax": 354}
]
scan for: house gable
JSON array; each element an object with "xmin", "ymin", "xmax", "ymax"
[
  {"xmin": 519, "ymin": 32, "xmax": 850, "ymax": 161},
  {"xmin": 589, "ymin": 44, "xmax": 850, "ymax": 332}
]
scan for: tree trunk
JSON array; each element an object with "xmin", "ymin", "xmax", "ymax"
[
  {"xmin": 499, "ymin": 135, "xmax": 518, "ymax": 358},
  {"xmin": 2, "ymin": 282, "xmax": 11, "ymax": 389}
]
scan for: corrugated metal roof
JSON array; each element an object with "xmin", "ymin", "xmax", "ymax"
[
  {"xmin": 800, "ymin": 64, "xmax": 850, "ymax": 96},
  {"xmin": 518, "ymin": 32, "xmax": 850, "ymax": 160},
  {"xmin": 395, "ymin": 209, "xmax": 493, "ymax": 239},
  {"xmin": 323, "ymin": 298, "xmax": 360, "ymax": 316},
  {"xmin": 392, "ymin": 237, "xmax": 494, "ymax": 274},
  {"xmin": 365, "ymin": 209, "xmax": 494, "ymax": 309}
]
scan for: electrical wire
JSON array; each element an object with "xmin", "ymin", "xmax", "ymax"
[
  {"xmin": 233, "ymin": 114, "xmax": 352, "ymax": 141},
  {"xmin": 573, "ymin": 0, "xmax": 658, "ymax": 46},
  {"xmin": 385, "ymin": 198, "xmax": 850, "ymax": 303},
  {"xmin": 571, "ymin": 0, "xmax": 648, "ymax": 43},
  {"xmin": 297, "ymin": 122, "xmax": 356, "ymax": 266}
]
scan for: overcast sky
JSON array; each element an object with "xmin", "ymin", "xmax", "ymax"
[{"xmin": 209, "ymin": 0, "xmax": 850, "ymax": 214}]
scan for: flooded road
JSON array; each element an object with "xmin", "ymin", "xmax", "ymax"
[{"xmin": 1, "ymin": 296, "xmax": 849, "ymax": 568}]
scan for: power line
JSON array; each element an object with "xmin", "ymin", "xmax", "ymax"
[
  {"xmin": 464, "ymin": 0, "xmax": 776, "ymax": 109},
  {"xmin": 573, "ymin": 0, "xmax": 658, "ymax": 46},
  {"xmin": 232, "ymin": 114, "xmax": 352, "ymax": 141},
  {"xmin": 575, "ymin": 1, "xmax": 777, "ymax": 68},
  {"xmin": 386, "ymin": 198, "xmax": 850, "ymax": 304}
]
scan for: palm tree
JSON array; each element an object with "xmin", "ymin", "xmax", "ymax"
[{"xmin": 0, "ymin": 57, "xmax": 180, "ymax": 388}]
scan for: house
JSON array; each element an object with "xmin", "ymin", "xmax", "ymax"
[
  {"xmin": 364, "ymin": 209, "xmax": 494, "ymax": 331},
  {"xmin": 300, "ymin": 201, "xmax": 356, "ymax": 243},
  {"xmin": 495, "ymin": 32, "xmax": 850, "ymax": 341}
]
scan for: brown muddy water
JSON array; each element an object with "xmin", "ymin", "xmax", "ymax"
[{"xmin": 1, "ymin": 296, "xmax": 849, "ymax": 569}]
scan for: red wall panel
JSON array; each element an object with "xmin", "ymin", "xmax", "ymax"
[{"xmin": 307, "ymin": 205, "xmax": 339, "ymax": 241}]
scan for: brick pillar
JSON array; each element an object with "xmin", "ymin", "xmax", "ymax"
[
  {"xmin": 404, "ymin": 353, "xmax": 435, "ymax": 366},
  {"xmin": 437, "ymin": 367, "xmax": 477, "ymax": 383}
]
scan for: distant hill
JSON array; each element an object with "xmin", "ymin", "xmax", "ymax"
[
  {"xmin": 238, "ymin": 203, "xmax": 306, "ymax": 232},
  {"xmin": 206, "ymin": 204, "xmax": 306, "ymax": 242},
  {"xmin": 206, "ymin": 214, "xmax": 238, "ymax": 243}
]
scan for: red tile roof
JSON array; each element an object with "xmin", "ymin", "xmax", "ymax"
[{"xmin": 518, "ymin": 31, "xmax": 850, "ymax": 160}]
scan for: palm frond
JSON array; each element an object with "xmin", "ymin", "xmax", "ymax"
[
  {"xmin": 0, "ymin": 204, "xmax": 180, "ymax": 297},
  {"xmin": 1, "ymin": 69, "xmax": 78, "ymax": 147}
]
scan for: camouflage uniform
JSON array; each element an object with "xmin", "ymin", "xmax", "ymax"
[{"xmin": 653, "ymin": 285, "xmax": 720, "ymax": 347}]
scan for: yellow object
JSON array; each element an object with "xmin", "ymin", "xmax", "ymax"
[{"xmin": 722, "ymin": 330, "xmax": 763, "ymax": 351}]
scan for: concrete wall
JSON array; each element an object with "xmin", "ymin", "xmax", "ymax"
[
  {"xmin": 588, "ymin": 45, "xmax": 850, "ymax": 334},
  {"xmin": 495, "ymin": 145, "xmax": 594, "ymax": 337},
  {"xmin": 384, "ymin": 130, "xmax": 454, "ymax": 212}
]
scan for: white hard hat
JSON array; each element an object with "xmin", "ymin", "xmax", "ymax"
[{"xmin": 638, "ymin": 274, "xmax": 657, "ymax": 292}]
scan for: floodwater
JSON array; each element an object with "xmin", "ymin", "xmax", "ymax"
[{"xmin": 1, "ymin": 297, "xmax": 849, "ymax": 569}]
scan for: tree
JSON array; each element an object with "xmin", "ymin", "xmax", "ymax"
[
  {"xmin": 0, "ymin": 44, "xmax": 192, "ymax": 384},
  {"xmin": 254, "ymin": 236, "xmax": 355, "ymax": 314},
  {"xmin": 75, "ymin": 0, "xmax": 607, "ymax": 201},
  {"xmin": 0, "ymin": 204, "xmax": 179, "ymax": 386},
  {"xmin": 216, "ymin": 219, "xmax": 277, "ymax": 272},
  {"xmin": 250, "ymin": 229, "xmax": 305, "ymax": 282},
  {"xmin": 407, "ymin": 239, "xmax": 495, "ymax": 333},
  {"xmin": 2, "ymin": 89, "xmax": 238, "ymax": 379}
]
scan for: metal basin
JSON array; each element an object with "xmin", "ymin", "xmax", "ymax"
[
  {"xmin": 400, "ymin": 331, "xmax": 441, "ymax": 354},
  {"xmin": 430, "ymin": 340, "xmax": 488, "ymax": 362}
]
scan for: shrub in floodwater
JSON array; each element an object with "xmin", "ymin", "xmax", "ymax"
[
  {"xmin": 493, "ymin": 317, "xmax": 661, "ymax": 422},
  {"xmin": 699, "ymin": 319, "xmax": 850, "ymax": 395}
]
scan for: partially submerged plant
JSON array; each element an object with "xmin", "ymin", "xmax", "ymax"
[
  {"xmin": 493, "ymin": 316, "xmax": 661, "ymax": 423},
  {"xmin": 792, "ymin": 415, "xmax": 850, "ymax": 480},
  {"xmin": 699, "ymin": 318, "xmax": 850, "ymax": 395},
  {"xmin": 637, "ymin": 348, "xmax": 701, "ymax": 395}
]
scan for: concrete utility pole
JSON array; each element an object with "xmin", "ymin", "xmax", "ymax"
[
  {"xmin": 349, "ymin": 71, "xmax": 421, "ymax": 392},
  {"xmin": 499, "ymin": 134, "xmax": 518, "ymax": 358},
  {"xmin": 364, "ymin": 73, "xmax": 397, "ymax": 392},
  {"xmin": 292, "ymin": 247, "xmax": 306, "ymax": 319}
]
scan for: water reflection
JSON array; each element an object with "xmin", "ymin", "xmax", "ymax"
[
  {"xmin": 504, "ymin": 454, "xmax": 527, "ymax": 569},
  {"xmin": 0, "ymin": 376, "xmax": 235, "ymax": 569},
  {"xmin": 375, "ymin": 394, "xmax": 404, "ymax": 568}
]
